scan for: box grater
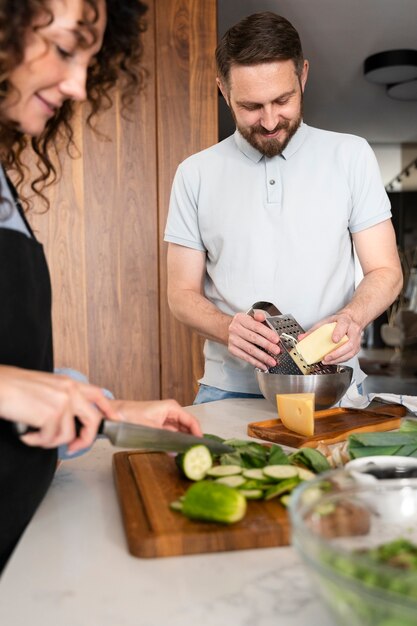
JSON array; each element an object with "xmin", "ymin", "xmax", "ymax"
[{"xmin": 247, "ymin": 301, "xmax": 339, "ymax": 375}]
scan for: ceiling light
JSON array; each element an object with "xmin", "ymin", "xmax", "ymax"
[
  {"xmin": 364, "ymin": 49, "xmax": 417, "ymax": 84},
  {"xmin": 387, "ymin": 78, "xmax": 417, "ymax": 101}
]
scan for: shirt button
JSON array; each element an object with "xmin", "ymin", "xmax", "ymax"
[{"xmin": 269, "ymin": 179, "xmax": 275, "ymax": 185}]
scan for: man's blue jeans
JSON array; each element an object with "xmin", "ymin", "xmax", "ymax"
[{"xmin": 194, "ymin": 383, "xmax": 263, "ymax": 405}]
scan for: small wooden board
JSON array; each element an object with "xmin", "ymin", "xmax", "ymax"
[
  {"xmin": 113, "ymin": 451, "xmax": 290, "ymax": 558},
  {"xmin": 247, "ymin": 404, "xmax": 406, "ymax": 448}
]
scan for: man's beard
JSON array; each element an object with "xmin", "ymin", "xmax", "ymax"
[{"xmin": 232, "ymin": 102, "xmax": 303, "ymax": 158}]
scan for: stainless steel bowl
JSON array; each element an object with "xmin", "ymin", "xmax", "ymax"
[{"xmin": 255, "ymin": 365, "xmax": 353, "ymax": 410}]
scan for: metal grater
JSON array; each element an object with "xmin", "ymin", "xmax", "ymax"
[{"xmin": 248, "ymin": 301, "xmax": 339, "ymax": 376}]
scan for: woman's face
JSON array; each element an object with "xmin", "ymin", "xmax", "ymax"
[{"xmin": 1, "ymin": 0, "xmax": 106, "ymax": 136}]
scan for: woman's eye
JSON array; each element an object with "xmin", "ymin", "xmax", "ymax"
[{"xmin": 55, "ymin": 45, "xmax": 73, "ymax": 59}]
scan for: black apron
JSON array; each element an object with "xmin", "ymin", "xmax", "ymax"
[{"xmin": 0, "ymin": 178, "xmax": 57, "ymax": 572}]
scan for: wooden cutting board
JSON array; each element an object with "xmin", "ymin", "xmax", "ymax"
[
  {"xmin": 113, "ymin": 451, "xmax": 290, "ymax": 558},
  {"xmin": 247, "ymin": 403, "xmax": 406, "ymax": 448}
]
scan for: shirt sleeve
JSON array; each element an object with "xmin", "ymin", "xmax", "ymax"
[
  {"xmin": 348, "ymin": 139, "xmax": 392, "ymax": 233},
  {"xmin": 164, "ymin": 163, "xmax": 206, "ymax": 252},
  {"xmin": 349, "ymin": 139, "xmax": 391, "ymax": 233}
]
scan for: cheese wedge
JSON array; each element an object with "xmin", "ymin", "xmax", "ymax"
[
  {"xmin": 276, "ymin": 393, "xmax": 315, "ymax": 437},
  {"xmin": 296, "ymin": 322, "xmax": 348, "ymax": 365}
]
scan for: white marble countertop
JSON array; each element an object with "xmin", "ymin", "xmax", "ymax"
[{"xmin": 0, "ymin": 398, "xmax": 334, "ymax": 626}]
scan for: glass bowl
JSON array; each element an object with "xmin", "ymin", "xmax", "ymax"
[
  {"xmin": 255, "ymin": 365, "xmax": 353, "ymax": 410},
  {"xmin": 289, "ymin": 468, "xmax": 417, "ymax": 626}
]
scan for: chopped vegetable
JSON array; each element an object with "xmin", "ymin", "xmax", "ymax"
[
  {"xmin": 263, "ymin": 464, "xmax": 299, "ymax": 480},
  {"xmin": 181, "ymin": 481, "xmax": 247, "ymax": 524},
  {"xmin": 175, "ymin": 444, "xmax": 212, "ymax": 481},
  {"xmin": 288, "ymin": 447, "xmax": 332, "ymax": 473},
  {"xmin": 264, "ymin": 478, "xmax": 300, "ymax": 500},
  {"xmin": 206, "ymin": 465, "xmax": 243, "ymax": 477},
  {"xmin": 215, "ymin": 475, "xmax": 246, "ymax": 488},
  {"xmin": 171, "ymin": 436, "xmax": 330, "ymax": 524}
]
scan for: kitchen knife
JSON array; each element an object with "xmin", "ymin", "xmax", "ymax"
[
  {"xmin": 14, "ymin": 419, "xmax": 234, "ymax": 454},
  {"xmin": 98, "ymin": 420, "xmax": 234, "ymax": 454}
]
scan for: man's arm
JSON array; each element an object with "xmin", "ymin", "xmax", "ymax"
[
  {"xmin": 167, "ymin": 243, "xmax": 280, "ymax": 369},
  {"xmin": 317, "ymin": 219, "xmax": 403, "ymax": 364}
]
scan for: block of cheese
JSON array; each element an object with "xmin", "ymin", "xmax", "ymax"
[
  {"xmin": 276, "ymin": 393, "xmax": 315, "ymax": 437},
  {"xmin": 295, "ymin": 322, "xmax": 348, "ymax": 365}
]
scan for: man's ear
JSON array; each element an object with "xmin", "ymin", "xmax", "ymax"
[
  {"xmin": 216, "ymin": 77, "xmax": 230, "ymax": 106},
  {"xmin": 300, "ymin": 60, "xmax": 309, "ymax": 93}
]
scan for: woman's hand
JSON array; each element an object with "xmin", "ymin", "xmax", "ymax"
[
  {"xmin": 0, "ymin": 366, "xmax": 120, "ymax": 453},
  {"xmin": 111, "ymin": 399, "xmax": 203, "ymax": 437}
]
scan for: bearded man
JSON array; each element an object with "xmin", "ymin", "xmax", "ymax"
[{"xmin": 164, "ymin": 12, "xmax": 402, "ymax": 403}]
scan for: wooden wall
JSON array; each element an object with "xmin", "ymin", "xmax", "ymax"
[{"xmin": 28, "ymin": 0, "xmax": 217, "ymax": 404}]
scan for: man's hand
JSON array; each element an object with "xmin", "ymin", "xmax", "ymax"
[
  {"xmin": 298, "ymin": 311, "xmax": 362, "ymax": 364},
  {"xmin": 228, "ymin": 310, "xmax": 280, "ymax": 370},
  {"xmin": 111, "ymin": 399, "xmax": 202, "ymax": 437}
]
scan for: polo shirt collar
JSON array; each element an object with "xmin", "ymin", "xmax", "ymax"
[{"xmin": 233, "ymin": 122, "xmax": 309, "ymax": 162}]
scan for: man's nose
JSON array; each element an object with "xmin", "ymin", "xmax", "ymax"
[
  {"xmin": 59, "ymin": 66, "xmax": 87, "ymax": 102},
  {"xmin": 260, "ymin": 105, "xmax": 279, "ymax": 132}
]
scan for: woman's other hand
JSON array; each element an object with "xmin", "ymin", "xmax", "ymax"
[{"xmin": 111, "ymin": 399, "xmax": 202, "ymax": 437}]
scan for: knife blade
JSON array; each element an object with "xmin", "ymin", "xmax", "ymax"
[
  {"xmin": 98, "ymin": 420, "xmax": 234, "ymax": 454},
  {"xmin": 14, "ymin": 418, "xmax": 234, "ymax": 454}
]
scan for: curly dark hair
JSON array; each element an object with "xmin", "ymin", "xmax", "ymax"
[{"xmin": 0, "ymin": 0, "xmax": 148, "ymax": 209}]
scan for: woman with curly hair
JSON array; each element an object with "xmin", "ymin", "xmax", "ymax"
[{"xmin": 0, "ymin": 0, "xmax": 201, "ymax": 572}]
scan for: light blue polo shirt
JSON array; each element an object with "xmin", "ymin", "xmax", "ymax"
[{"xmin": 165, "ymin": 123, "xmax": 391, "ymax": 393}]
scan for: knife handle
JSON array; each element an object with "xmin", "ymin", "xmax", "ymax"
[{"xmin": 14, "ymin": 416, "xmax": 104, "ymax": 438}]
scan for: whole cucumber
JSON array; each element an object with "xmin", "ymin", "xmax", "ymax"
[{"xmin": 181, "ymin": 480, "xmax": 247, "ymax": 524}]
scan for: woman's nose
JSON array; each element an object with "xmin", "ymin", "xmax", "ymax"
[{"xmin": 59, "ymin": 66, "xmax": 87, "ymax": 102}]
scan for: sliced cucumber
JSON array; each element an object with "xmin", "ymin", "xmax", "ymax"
[
  {"xmin": 206, "ymin": 465, "xmax": 243, "ymax": 477},
  {"xmin": 176, "ymin": 444, "xmax": 212, "ymax": 481},
  {"xmin": 170, "ymin": 499, "xmax": 184, "ymax": 512},
  {"xmin": 240, "ymin": 479, "xmax": 271, "ymax": 491},
  {"xmin": 263, "ymin": 465, "xmax": 298, "ymax": 481},
  {"xmin": 242, "ymin": 468, "xmax": 269, "ymax": 481},
  {"xmin": 264, "ymin": 477, "xmax": 300, "ymax": 500},
  {"xmin": 181, "ymin": 480, "xmax": 247, "ymax": 524},
  {"xmin": 239, "ymin": 489, "xmax": 264, "ymax": 500},
  {"xmin": 295, "ymin": 467, "xmax": 316, "ymax": 481},
  {"xmin": 215, "ymin": 475, "xmax": 246, "ymax": 488}
]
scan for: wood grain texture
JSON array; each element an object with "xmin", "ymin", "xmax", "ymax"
[
  {"xmin": 247, "ymin": 405, "xmax": 406, "ymax": 449},
  {"xmin": 156, "ymin": 0, "xmax": 217, "ymax": 404},
  {"xmin": 113, "ymin": 451, "xmax": 290, "ymax": 558},
  {"xmin": 26, "ymin": 0, "xmax": 218, "ymax": 403}
]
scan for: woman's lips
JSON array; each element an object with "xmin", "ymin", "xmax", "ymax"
[{"xmin": 35, "ymin": 94, "xmax": 58, "ymax": 115}]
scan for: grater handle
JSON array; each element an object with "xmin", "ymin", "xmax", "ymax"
[{"xmin": 246, "ymin": 301, "xmax": 282, "ymax": 318}]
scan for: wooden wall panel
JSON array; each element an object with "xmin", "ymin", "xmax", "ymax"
[
  {"xmin": 27, "ymin": 0, "xmax": 217, "ymax": 405},
  {"xmin": 29, "ymin": 6, "xmax": 159, "ymax": 400},
  {"xmin": 156, "ymin": 0, "xmax": 218, "ymax": 404}
]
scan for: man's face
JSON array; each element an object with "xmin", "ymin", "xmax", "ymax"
[{"xmin": 219, "ymin": 59, "xmax": 308, "ymax": 157}]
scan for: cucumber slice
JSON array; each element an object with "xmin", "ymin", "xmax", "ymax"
[
  {"xmin": 239, "ymin": 489, "xmax": 264, "ymax": 500},
  {"xmin": 241, "ymin": 479, "xmax": 272, "ymax": 491},
  {"xmin": 263, "ymin": 465, "xmax": 298, "ymax": 481},
  {"xmin": 170, "ymin": 499, "xmax": 184, "ymax": 512},
  {"xmin": 215, "ymin": 475, "xmax": 246, "ymax": 488},
  {"xmin": 181, "ymin": 480, "xmax": 247, "ymax": 523},
  {"xmin": 206, "ymin": 465, "xmax": 243, "ymax": 477},
  {"xmin": 296, "ymin": 467, "xmax": 316, "ymax": 481},
  {"xmin": 176, "ymin": 444, "xmax": 212, "ymax": 481},
  {"xmin": 242, "ymin": 468, "xmax": 269, "ymax": 481},
  {"xmin": 264, "ymin": 477, "xmax": 300, "ymax": 500}
]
